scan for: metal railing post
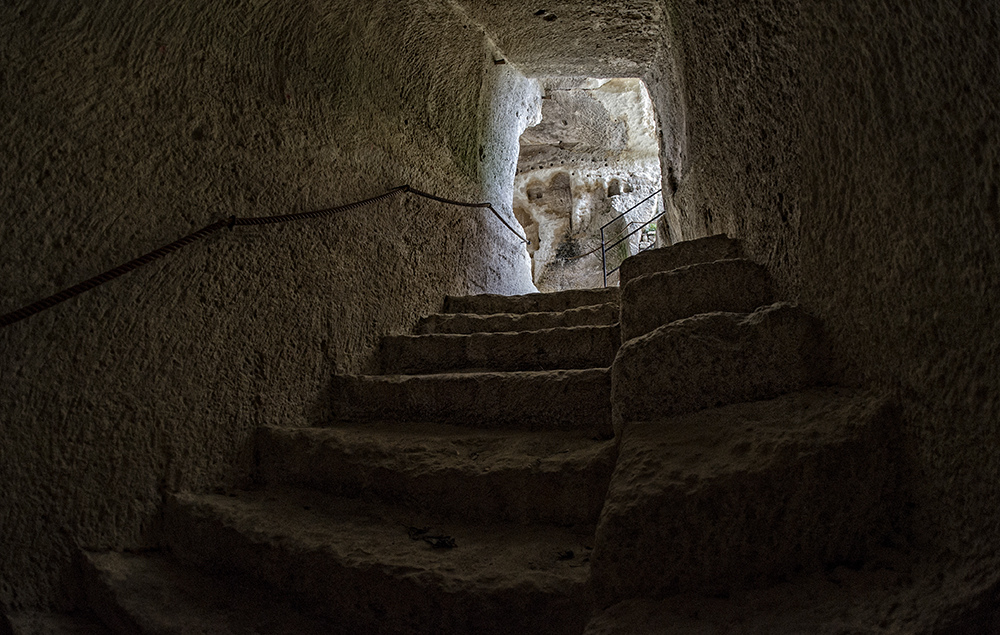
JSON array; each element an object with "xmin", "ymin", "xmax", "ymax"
[{"xmin": 601, "ymin": 226, "xmax": 608, "ymax": 287}]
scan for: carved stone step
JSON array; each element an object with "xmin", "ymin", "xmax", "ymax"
[
  {"xmin": 612, "ymin": 302, "xmax": 825, "ymax": 435},
  {"xmin": 591, "ymin": 387, "xmax": 899, "ymax": 606},
  {"xmin": 416, "ymin": 302, "xmax": 618, "ymax": 335},
  {"xmin": 444, "ymin": 287, "xmax": 618, "ymax": 315},
  {"xmin": 257, "ymin": 423, "xmax": 617, "ymax": 525},
  {"xmin": 82, "ymin": 551, "xmax": 337, "ymax": 634},
  {"xmin": 379, "ymin": 325, "xmax": 620, "ymax": 374},
  {"xmin": 329, "ymin": 368, "xmax": 613, "ymax": 438},
  {"xmin": 617, "ymin": 233, "xmax": 744, "ymax": 289},
  {"xmin": 163, "ymin": 488, "xmax": 593, "ymax": 635},
  {"xmin": 620, "ymin": 259, "xmax": 774, "ymax": 341}
]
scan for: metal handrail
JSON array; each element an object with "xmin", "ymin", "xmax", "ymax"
[
  {"xmin": 600, "ymin": 189, "xmax": 662, "ymax": 232},
  {"xmin": 600, "ymin": 189, "xmax": 662, "ymax": 287},
  {"xmin": 604, "ymin": 211, "xmax": 665, "ymax": 280},
  {"xmin": 604, "ymin": 209, "xmax": 662, "ymax": 254}
]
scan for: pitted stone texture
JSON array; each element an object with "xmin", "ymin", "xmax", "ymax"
[
  {"xmin": 257, "ymin": 423, "xmax": 616, "ymax": 525},
  {"xmin": 2, "ymin": 612, "xmax": 109, "ymax": 634},
  {"xmin": 380, "ymin": 325, "xmax": 620, "ymax": 374},
  {"xmin": 620, "ymin": 259, "xmax": 775, "ymax": 341},
  {"xmin": 164, "ymin": 488, "xmax": 592, "ymax": 635},
  {"xmin": 453, "ymin": 1, "xmax": 663, "ymax": 77},
  {"xmin": 416, "ymin": 302, "xmax": 619, "ymax": 334},
  {"xmin": 585, "ymin": 552, "xmax": 1000, "ymax": 635},
  {"xmin": 617, "ymin": 234, "xmax": 744, "ymax": 289},
  {"xmin": 651, "ymin": 0, "xmax": 1000, "ymax": 566},
  {"xmin": 329, "ymin": 369, "xmax": 612, "ymax": 437},
  {"xmin": 83, "ymin": 551, "xmax": 336, "ymax": 634},
  {"xmin": 444, "ymin": 287, "xmax": 618, "ymax": 315},
  {"xmin": 612, "ymin": 302, "xmax": 825, "ymax": 435},
  {"xmin": 0, "ymin": 0, "xmax": 540, "ymax": 606},
  {"xmin": 591, "ymin": 388, "xmax": 899, "ymax": 605}
]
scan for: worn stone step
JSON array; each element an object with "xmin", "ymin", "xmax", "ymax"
[
  {"xmin": 585, "ymin": 551, "xmax": 996, "ymax": 634},
  {"xmin": 82, "ymin": 551, "xmax": 337, "ymax": 634},
  {"xmin": 416, "ymin": 302, "xmax": 618, "ymax": 335},
  {"xmin": 618, "ymin": 233, "xmax": 744, "ymax": 289},
  {"xmin": 590, "ymin": 388, "xmax": 899, "ymax": 606},
  {"xmin": 163, "ymin": 488, "xmax": 593, "ymax": 635},
  {"xmin": 444, "ymin": 287, "xmax": 619, "ymax": 315},
  {"xmin": 620, "ymin": 259, "xmax": 775, "ymax": 341},
  {"xmin": 612, "ymin": 302, "xmax": 825, "ymax": 435},
  {"xmin": 2, "ymin": 611, "xmax": 111, "ymax": 634},
  {"xmin": 379, "ymin": 325, "xmax": 620, "ymax": 374},
  {"xmin": 257, "ymin": 423, "xmax": 617, "ymax": 525},
  {"xmin": 329, "ymin": 369, "xmax": 613, "ymax": 438}
]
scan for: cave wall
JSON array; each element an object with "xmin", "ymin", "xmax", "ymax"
[
  {"xmin": 4, "ymin": 0, "xmax": 998, "ymax": 613},
  {"xmin": 656, "ymin": 0, "xmax": 1000, "ymax": 559},
  {"xmin": 0, "ymin": 0, "xmax": 536, "ymax": 609}
]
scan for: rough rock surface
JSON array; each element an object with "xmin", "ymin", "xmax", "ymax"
[
  {"xmin": 453, "ymin": 2, "xmax": 664, "ymax": 77},
  {"xmin": 163, "ymin": 488, "xmax": 592, "ymax": 635},
  {"xmin": 620, "ymin": 259, "xmax": 774, "ymax": 341},
  {"xmin": 1, "ymin": 612, "xmax": 109, "ymax": 634},
  {"xmin": 591, "ymin": 388, "xmax": 900, "ymax": 605},
  {"xmin": 416, "ymin": 302, "xmax": 618, "ymax": 334},
  {"xmin": 257, "ymin": 423, "xmax": 617, "ymax": 525},
  {"xmin": 380, "ymin": 325, "xmax": 620, "ymax": 373},
  {"xmin": 3, "ymin": 0, "xmax": 997, "ymax": 624},
  {"xmin": 0, "ymin": 0, "xmax": 541, "ymax": 607},
  {"xmin": 617, "ymin": 234, "xmax": 744, "ymax": 289},
  {"xmin": 329, "ymin": 369, "xmax": 613, "ymax": 437},
  {"xmin": 585, "ymin": 554, "xmax": 1000, "ymax": 635},
  {"xmin": 83, "ymin": 551, "xmax": 336, "ymax": 635},
  {"xmin": 651, "ymin": 0, "xmax": 1000, "ymax": 569},
  {"xmin": 612, "ymin": 302, "xmax": 826, "ymax": 434},
  {"xmin": 444, "ymin": 287, "xmax": 618, "ymax": 315}
]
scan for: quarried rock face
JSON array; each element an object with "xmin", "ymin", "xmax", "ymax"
[
  {"xmin": 513, "ymin": 78, "xmax": 664, "ymax": 291},
  {"xmin": 591, "ymin": 388, "xmax": 901, "ymax": 605},
  {"xmin": 0, "ymin": 0, "xmax": 544, "ymax": 606}
]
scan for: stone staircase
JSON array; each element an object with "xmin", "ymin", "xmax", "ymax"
[{"xmin": 81, "ymin": 235, "xmax": 899, "ymax": 634}]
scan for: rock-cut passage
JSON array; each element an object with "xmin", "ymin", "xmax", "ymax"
[{"xmin": 82, "ymin": 234, "xmax": 902, "ymax": 634}]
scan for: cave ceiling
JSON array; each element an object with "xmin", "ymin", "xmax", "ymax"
[{"xmin": 452, "ymin": 0, "xmax": 664, "ymax": 77}]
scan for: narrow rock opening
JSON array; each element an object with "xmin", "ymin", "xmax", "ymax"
[{"xmin": 512, "ymin": 77, "xmax": 664, "ymax": 291}]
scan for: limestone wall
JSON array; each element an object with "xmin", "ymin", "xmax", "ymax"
[
  {"xmin": 4, "ymin": 0, "xmax": 998, "ymax": 612},
  {"xmin": 0, "ymin": 0, "xmax": 535, "ymax": 609},
  {"xmin": 654, "ymin": 0, "xmax": 1000, "ymax": 560}
]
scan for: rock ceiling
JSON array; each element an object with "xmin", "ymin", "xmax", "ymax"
[{"xmin": 452, "ymin": 1, "xmax": 664, "ymax": 76}]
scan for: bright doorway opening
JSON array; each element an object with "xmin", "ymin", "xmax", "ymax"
[{"xmin": 512, "ymin": 77, "xmax": 664, "ymax": 291}]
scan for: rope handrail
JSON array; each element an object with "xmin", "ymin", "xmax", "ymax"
[
  {"xmin": 404, "ymin": 186, "xmax": 529, "ymax": 246},
  {"xmin": 0, "ymin": 185, "xmax": 528, "ymax": 329}
]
